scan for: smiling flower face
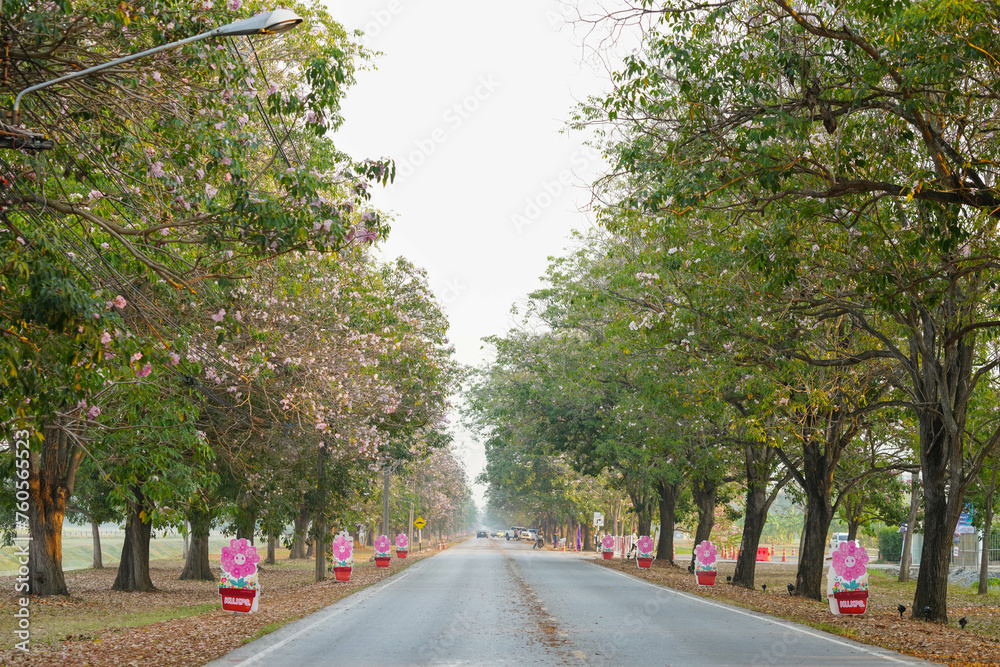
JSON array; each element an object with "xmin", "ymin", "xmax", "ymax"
[
  {"xmin": 220, "ymin": 538, "xmax": 259, "ymax": 580},
  {"xmin": 831, "ymin": 541, "xmax": 868, "ymax": 581},
  {"xmin": 396, "ymin": 533, "xmax": 409, "ymax": 550},
  {"xmin": 602, "ymin": 535, "xmax": 616, "ymax": 550},
  {"xmin": 695, "ymin": 540, "xmax": 718, "ymax": 566},
  {"xmin": 332, "ymin": 535, "xmax": 353, "ymax": 563},
  {"xmin": 374, "ymin": 535, "xmax": 391, "ymax": 555},
  {"xmin": 637, "ymin": 536, "xmax": 654, "ymax": 555}
]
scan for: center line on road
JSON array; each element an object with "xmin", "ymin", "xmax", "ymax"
[{"xmin": 590, "ymin": 562, "xmax": 921, "ymax": 666}]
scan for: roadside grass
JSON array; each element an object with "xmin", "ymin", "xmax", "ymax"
[{"xmin": 595, "ymin": 556, "xmax": 1000, "ymax": 666}]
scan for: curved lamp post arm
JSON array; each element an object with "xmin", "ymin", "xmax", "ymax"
[{"xmin": 12, "ymin": 9, "xmax": 302, "ymax": 124}]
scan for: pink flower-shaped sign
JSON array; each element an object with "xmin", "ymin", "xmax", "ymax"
[
  {"xmin": 695, "ymin": 540, "xmax": 717, "ymax": 566},
  {"xmin": 332, "ymin": 535, "xmax": 353, "ymax": 563},
  {"xmin": 396, "ymin": 533, "xmax": 409, "ymax": 550},
  {"xmin": 601, "ymin": 535, "xmax": 615, "ymax": 550},
  {"xmin": 220, "ymin": 538, "xmax": 260, "ymax": 580},
  {"xmin": 831, "ymin": 541, "xmax": 868, "ymax": 580},
  {"xmin": 636, "ymin": 535, "xmax": 654, "ymax": 555},
  {"xmin": 374, "ymin": 535, "xmax": 391, "ymax": 555}
]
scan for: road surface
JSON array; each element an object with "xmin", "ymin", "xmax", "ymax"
[{"xmin": 205, "ymin": 537, "xmax": 938, "ymax": 666}]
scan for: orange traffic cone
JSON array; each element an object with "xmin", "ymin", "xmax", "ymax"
[{"xmin": 782, "ymin": 548, "xmax": 787, "ymax": 562}]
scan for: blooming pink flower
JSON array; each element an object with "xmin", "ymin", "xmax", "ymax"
[
  {"xmin": 100, "ymin": 331, "xmax": 112, "ymax": 345},
  {"xmin": 131, "ymin": 352, "xmax": 143, "ymax": 363},
  {"xmin": 695, "ymin": 540, "xmax": 717, "ymax": 566},
  {"xmin": 86, "ymin": 405, "xmax": 101, "ymax": 420},
  {"xmin": 374, "ymin": 535, "xmax": 391, "ymax": 554},
  {"xmin": 137, "ymin": 364, "xmax": 152, "ymax": 378},
  {"xmin": 113, "ymin": 295, "xmax": 127, "ymax": 309},
  {"xmin": 221, "ymin": 538, "xmax": 259, "ymax": 579},
  {"xmin": 169, "ymin": 352, "xmax": 180, "ymax": 365},
  {"xmin": 636, "ymin": 535, "xmax": 654, "ymax": 554},
  {"xmin": 228, "ymin": 0, "xmax": 242, "ymax": 9},
  {"xmin": 150, "ymin": 161, "xmax": 166, "ymax": 178},
  {"xmin": 211, "ymin": 308, "xmax": 226, "ymax": 322},
  {"xmin": 396, "ymin": 533, "xmax": 409, "ymax": 550},
  {"xmin": 332, "ymin": 535, "xmax": 353, "ymax": 562},
  {"xmin": 602, "ymin": 535, "xmax": 615, "ymax": 550},
  {"xmin": 831, "ymin": 541, "xmax": 868, "ymax": 580}
]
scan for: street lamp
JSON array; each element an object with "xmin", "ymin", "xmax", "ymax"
[{"xmin": 5, "ymin": 9, "xmax": 303, "ymax": 147}]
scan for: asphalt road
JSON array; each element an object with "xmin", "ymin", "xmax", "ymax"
[{"xmin": 204, "ymin": 538, "xmax": 939, "ymax": 667}]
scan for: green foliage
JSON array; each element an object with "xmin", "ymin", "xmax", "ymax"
[{"xmin": 878, "ymin": 528, "xmax": 904, "ymax": 562}]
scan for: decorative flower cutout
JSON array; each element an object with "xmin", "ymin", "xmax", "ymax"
[
  {"xmin": 831, "ymin": 541, "xmax": 868, "ymax": 581},
  {"xmin": 695, "ymin": 540, "xmax": 718, "ymax": 566},
  {"xmin": 602, "ymin": 535, "xmax": 615, "ymax": 550},
  {"xmin": 396, "ymin": 533, "xmax": 409, "ymax": 550},
  {"xmin": 332, "ymin": 535, "xmax": 353, "ymax": 564},
  {"xmin": 636, "ymin": 535, "xmax": 654, "ymax": 556},
  {"xmin": 374, "ymin": 535, "xmax": 391, "ymax": 555},
  {"xmin": 220, "ymin": 538, "xmax": 260, "ymax": 580}
]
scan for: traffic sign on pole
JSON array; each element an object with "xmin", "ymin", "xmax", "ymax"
[
  {"xmin": 593, "ymin": 512, "xmax": 604, "ymax": 527},
  {"xmin": 414, "ymin": 516, "xmax": 427, "ymax": 530}
]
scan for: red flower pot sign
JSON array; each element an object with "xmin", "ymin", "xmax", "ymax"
[
  {"xmin": 375, "ymin": 535, "xmax": 391, "ymax": 567},
  {"xmin": 827, "ymin": 540, "xmax": 869, "ymax": 615},
  {"xmin": 395, "ymin": 533, "xmax": 408, "ymax": 558},
  {"xmin": 331, "ymin": 533, "xmax": 354, "ymax": 581},
  {"xmin": 219, "ymin": 538, "xmax": 260, "ymax": 613},
  {"xmin": 694, "ymin": 540, "xmax": 718, "ymax": 586},
  {"xmin": 636, "ymin": 535, "xmax": 655, "ymax": 569},
  {"xmin": 601, "ymin": 534, "xmax": 615, "ymax": 559}
]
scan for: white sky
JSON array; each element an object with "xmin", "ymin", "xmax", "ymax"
[{"xmin": 327, "ymin": 0, "xmax": 630, "ymax": 506}]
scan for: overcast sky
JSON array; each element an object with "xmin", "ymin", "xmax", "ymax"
[{"xmin": 327, "ymin": 0, "xmax": 631, "ymax": 506}]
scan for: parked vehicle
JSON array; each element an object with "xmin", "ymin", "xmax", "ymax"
[
  {"xmin": 830, "ymin": 532, "xmax": 850, "ymax": 549},
  {"xmin": 477, "ymin": 530, "xmax": 489, "ymax": 538}
]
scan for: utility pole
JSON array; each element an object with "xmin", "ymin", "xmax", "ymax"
[{"xmin": 409, "ymin": 504, "xmax": 415, "ymax": 552}]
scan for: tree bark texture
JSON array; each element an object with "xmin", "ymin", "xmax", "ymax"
[
  {"xmin": 112, "ymin": 486, "xmax": 156, "ymax": 592},
  {"xmin": 91, "ymin": 519, "xmax": 103, "ymax": 569},
  {"xmin": 179, "ymin": 507, "xmax": 215, "ymax": 581},
  {"xmin": 27, "ymin": 419, "xmax": 84, "ymax": 595},
  {"xmin": 899, "ymin": 474, "xmax": 920, "ymax": 582},
  {"xmin": 656, "ymin": 481, "xmax": 678, "ymax": 562}
]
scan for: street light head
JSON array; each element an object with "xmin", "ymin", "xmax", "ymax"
[{"xmin": 216, "ymin": 9, "xmax": 304, "ymax": 37}]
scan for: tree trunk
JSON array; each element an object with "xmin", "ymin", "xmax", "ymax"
[
  {"xmin": 733, "ymin": 484, "xmax": 773, "ymax": 590},
  {"xmin": 289, "ymin": 507, "xmax": 309, "ymax": 559},
  {"xmin": 978, "ymin": 498, "xmax": 994, "ymax": 595},
  {"xmin": 847, "ymin": 518, "xmax": 860, "ymax": 542},
  {"xmin": 689, "ymin": 480, "xmax": 717, "ymax": 570},
  {"xmin": 266, "ymin": 533, "xmax": 277, "ymax": 565},
  {"xmin": 314, "ymin": 521, "xmax": 327, "ymax": 582},
  {"xmin": 913, "ymin": 475, "xmax": 962, "ymax": 622},
  {"xmin": 112, "ymin": 486, "xmax": 156, "ymax": 592},
  {"xmin": 27, "ymin": 421, "xmax": 84, "ymax": 596},
  {"xmin": 306, "ymin": 538, "xmax": 314, "ymax": 558},
  {"xmin": 179, "ymin": 507, "xmax": 215, "ymax": 581},
  {"xmin": 91, "ymin": 520, "xmax": 103, "ymax": 569},
  {"xmin": 899, "ymin": 474, "xmax": 920, "ymax": 582},
  {"xmin": 582, "ymin": 522, "xmax": 592, "ymax": 552},
  {"xmin": 796, "ymin": 482, "xmax": 835, "ymax": 601},
  {"xmin": 978, "ymin": 468, "xmax": 997, "ymax": 595},
  {"xmin": 656, "ymin": 481, "xmax": 677, "ymax": 562}
]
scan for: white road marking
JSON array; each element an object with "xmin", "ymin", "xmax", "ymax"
[
  {"xmin": 233, "ymin": 564, "xmax": 422, "ymax": 666},
  {"xmin": 591, "ymin": 563, "xmax": 922, "ymax": 665}
]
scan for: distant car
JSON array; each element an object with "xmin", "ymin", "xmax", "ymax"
[
  {"xmin": 519, "ymin": 530, "xmax": 532, "ymax": 540},
  {"xmin": 494, "ymin": 530, "xmax": 505, "ymax": 537},
  {"xmin": 830, "ymin": 532, "xmax": 850, "ymax": 549},
  {"xmin": 477, "ymin": 530, "xmax": 488, "ymax": 538}
]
